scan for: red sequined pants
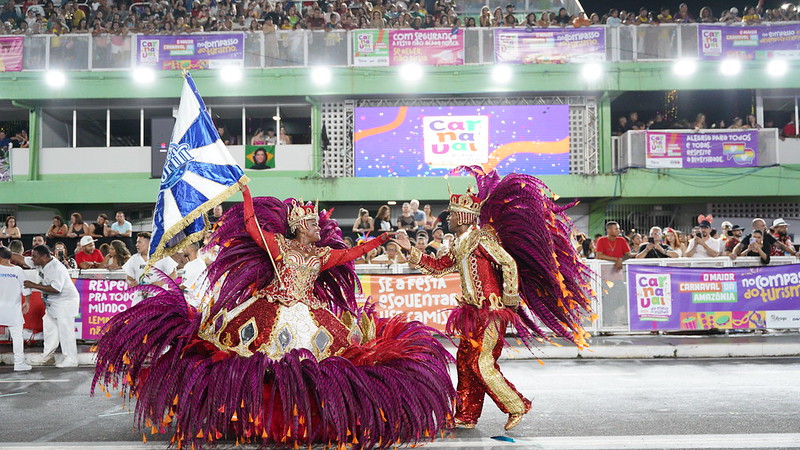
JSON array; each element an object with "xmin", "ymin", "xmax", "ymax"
[{"xmin": 454, "ymin": 319, "xmax": 531, "ymax": 424}]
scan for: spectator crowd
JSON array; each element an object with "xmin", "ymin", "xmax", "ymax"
[
  {"xmin": 613, "ymin": 111, "xmax": 798, "ymax": 139},
  {"xmin": 579, "ymin": 215, "xmax": 798, "ymax": 269},
  {"xmin": 1, "ymin": 0, "xmax": 799, "ymax": 36}
]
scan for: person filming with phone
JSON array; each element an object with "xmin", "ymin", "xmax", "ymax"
[
  {"xmin": 635, "ymin": 226, "xmax": 679, "ymax": 259},
  {"xmin": 685, "ymin": 215, "xmax": 723, "ymax": 258}
]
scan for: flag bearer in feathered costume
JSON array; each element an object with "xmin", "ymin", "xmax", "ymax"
[
  {"xmin": 395, "ymin": 166, "xmax": 594, "ymax": 431},
  {"xmin": 91, "ymin": 73, "xmax": 455, "ymax": 450}
]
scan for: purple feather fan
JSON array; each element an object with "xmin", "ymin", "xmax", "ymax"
[{"xmin": 455, "ymin": 165, "xmax": 595, "ymax": 348}]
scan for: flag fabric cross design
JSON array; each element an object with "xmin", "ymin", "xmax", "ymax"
[{"xmin": 149, "ymin": 72, "xmax": 249, "ymax": 262}]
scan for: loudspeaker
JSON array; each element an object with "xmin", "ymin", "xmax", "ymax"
[{"xmin": 151, "ymin": 117, "xmax": 175, "ymax": 179}]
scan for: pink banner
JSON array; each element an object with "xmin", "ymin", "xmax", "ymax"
[
  {"xmin": 0, "ymin": 36, "xmax": 24, "ymax": 72},
  {"xmin": 76, "ymin": 279, "xmax": 137, "ymax": 340},
  {"xmin": 389, "ymin": 29, "xmax": 463, "ymax": 66}
]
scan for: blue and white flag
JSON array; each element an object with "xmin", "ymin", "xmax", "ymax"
[{"xmin": 150, "ymin": 73, "xmax": 249, "ymax": 260}]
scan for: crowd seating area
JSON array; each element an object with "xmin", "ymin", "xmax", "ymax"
[{"xmin": 0, "ymin": 0, "xmax": 798, "ymax": 35}]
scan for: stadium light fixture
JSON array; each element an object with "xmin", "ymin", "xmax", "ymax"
[
  {"xmin": 767, "ymin": 59, "xmax": 788, "ymax": 77},
  {"xmin": 492, "ymin": 64, "xmax": 513, "ymax": 84},
  {"xmin": 45, "ymin": 70, "xmax": 66, "ymax": 88},
  {"xmin": 672, "ymin": 59, "xmax": 697, "ymax": 77},
  {"xmin": 219, "ymin": 65, "xmax": 243, "ymax": 83},
  {"xmin": 581, "ymin": 62, "xmax": 603, "ymax": 81},
  {"xmin": 311, "ymin": 66, "xmax": 332, "ymax": 86},
  {"xmin": 399, "ymin": 64, "xmax": 424, "ymax": 82},
  {"xmin": 719, "ymin": 59, "xmax": 742, "ymax": 76},
  {"xmin": 132, "ymin": 67, "xmax": 156, "ymax": 84}
]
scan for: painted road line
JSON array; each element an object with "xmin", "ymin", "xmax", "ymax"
[
  {"xmin": 0, "ymin": 391, "xmax": 28, "ymax": 398},
  {"xmin": 3, "ymin": 434, "xmax": 800, "ymax": 449},
  {"xmin": 0, "ymin": 379, "xmax": 71, "ymax": 383}
]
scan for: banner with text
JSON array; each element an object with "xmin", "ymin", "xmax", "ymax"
[
  {"xmin": 494, "ymin": 27, "xmax": 605, "ymax": 64},
  {"xmin": 628, "ymin": 264, "xmax": 800, "ymax": 331},
  {"xmin": 645, "ymin": 130, "xmax": 758, "ymax": 169},
  {"xmin": 0, "ymin": 36, "xmax": 24, "ymax": 72},
  {"xmin": 75, "ymin": 279, "xmax": 138, "ymax": 340},
  {"xmin": 359, "ymin": 273, "xmax": 460, "ymax": 332},
  {"xmin": 136, "ymin": 34, "xmax": 244, "ymax": 70},
  {"xmin": 353, "ymin": 29, "xmax": 464, "ymax": 66},
  {"xmin": 698, "ymin": 24, "xmax": 800, "ymax": 60}
]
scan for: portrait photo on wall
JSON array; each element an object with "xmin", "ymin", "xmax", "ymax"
[{"xmin": 245, "ymin": 145, "xmax": 275, "ymax": 170}]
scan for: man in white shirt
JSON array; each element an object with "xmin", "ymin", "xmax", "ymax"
[
  {"xmin": 15, "ymin": 245, "xmax": 80, "ymax": 367},
  {"xmin": 685, "ymin": 219, "xmax": 723, "ymax": 258},
  {"xmin": 0, "ymin": 246, "xmax": 32, "ymax": 371},
  {"xmin": 123, "ymin": 232, "xmax": 178, "ymax": 306},
  {"xmin": 180, "ymin": 241, "xmax": 208, "ymax": 308},
  {"xmin": 108, "ymin": 210, "xmax": 132, "ymax": 238}
]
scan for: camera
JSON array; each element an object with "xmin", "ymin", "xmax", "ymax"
[
  {"xmin": 57, "ymin": 250, "xmax": 65, "ymax": 257},
  {"xmin": 647, "ymin": 237, "xmax": 654, "ymax": 244},
  {"xmin": 695, "ymin": 232, "xmax": 702, "ymax": 238}
]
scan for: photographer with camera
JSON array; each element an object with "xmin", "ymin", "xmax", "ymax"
[
  {"xmin": 52, "ymin": 241, "xmax": 77, "ymax": 269},
  {"xmin": 635, "ymin": 226, "xmax": 678, "ymax": 259},
  {"xmin": 685, "ymin": 215, "xmax": 723, "ymax": 258}
]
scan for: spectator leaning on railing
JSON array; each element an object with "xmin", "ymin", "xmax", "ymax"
[{"xmin": 594, "ymin": 221, "xmax": 631, "ymax": 271}]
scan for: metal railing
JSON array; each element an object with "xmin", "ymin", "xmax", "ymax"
[{"xmin": 12, "ymin": 23, "xmax": 799, "ymax": 71}]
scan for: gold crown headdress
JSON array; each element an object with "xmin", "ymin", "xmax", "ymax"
[
  {"xmin": 287, "ymin": 198, "xmax": 319, "ymax": 232},
  {"xmin": 448, "ymin": 185, "xmax": 483, "ymax": 225}
]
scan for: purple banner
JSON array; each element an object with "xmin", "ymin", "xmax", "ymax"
[
  {"xmin": 389, "ymin": 29, "xmax": 464, "ymax": 66},
  {"xmin": 494, "ymin": 27, "xmax": 605, "ymax": 64},
  {"xmin": 645, "ymin": 130, "xmax": 758, "ymax": 169},
  {"xmin": 628, "ymin": 264, "xmax": 800, "ymax": 331},
  {"xmin": 354, "ymin": 105, "xmax": 570, "ymax": 177},
  {"xmin": 0, "ymin": 36, "xmax": 24, "ymax": 72},
  {"xmin": 137, "ymin": 34, "xmax": 244, "ymax": 70},
  {"xmin": 698, "ymin": 24, "xmax": 800, "ymax": 60}
]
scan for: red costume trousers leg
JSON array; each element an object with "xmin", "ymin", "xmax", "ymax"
[{"xmin": 454, "ymin": 319, "xmax": 531, "ymax": 424}]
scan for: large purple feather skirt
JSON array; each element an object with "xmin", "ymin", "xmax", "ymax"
[{"xmin": 92, "ymin": 279, "xmax": 455, "ymax": 449}]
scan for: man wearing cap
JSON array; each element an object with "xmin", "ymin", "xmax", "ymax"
[
  {"xmin": 724, "ymin": 224, "xmax": 744, "ymax": 257},
  {"xmin": 685, "ymin": 219, "xmax": 722, "ymax": 258},
  {"xmin": 719, "ymin": 221, "xmax": 733, "ymax": 243},
  {"xmin": 74, "ymin": 235, "xmax": 104, "ymax": 269},
  {"xmin": 769, "ymin": 218, "xmax": 797, "ymax": 257}
]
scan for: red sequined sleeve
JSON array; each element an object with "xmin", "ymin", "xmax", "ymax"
[
  {"xmin": 321, "ymin": 233, "xmax": 390, "ymax": 271},
  {"xmin": 407, "ymin": 247, "xmax": 456, "ymax": 277},
  {"xmin": 242, "ymin": 187, "xmax": 281, "ymax": 261}
]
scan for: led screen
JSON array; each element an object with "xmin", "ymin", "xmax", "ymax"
[{"xmin": 354, "ymin": 105, "xmax": 570, "ymax": 177}]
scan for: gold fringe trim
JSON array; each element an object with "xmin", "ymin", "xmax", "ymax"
[{"xmin": 145, "ymin": 175, "xmax": 250, "ymax": 275}]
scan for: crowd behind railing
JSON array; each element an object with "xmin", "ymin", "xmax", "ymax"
[
  {"xmin": 1, "ymin": 0, "xmax": 799, "ymax": 36},
  {"xmin": 613, "ymin": 111, "xmax": 798, "ymax": 139}
]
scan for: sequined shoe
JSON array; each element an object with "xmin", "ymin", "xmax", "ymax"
[
  {"xmin": 454, "ymin": 418, "xmax": 476, "ymax": 429},
  {"xmin": 504, "ymin": 413, "xmax": 524, "ymax": 431}
]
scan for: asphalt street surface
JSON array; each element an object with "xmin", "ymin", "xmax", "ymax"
[{"xmin": 1, "ymin": 358, "xmax": 799, "ymax": 449}]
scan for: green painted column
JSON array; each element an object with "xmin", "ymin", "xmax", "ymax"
[
  {"xmin": 598, "ymin": 93, "xmax": 613, "ymax": 174},
  {"xmin": 587, "ymin": 199, "xmax": 611, "ymax": 238},
  {"xmin": 305, "ymin": 96, "xmax": 322, "ymax": 177}
]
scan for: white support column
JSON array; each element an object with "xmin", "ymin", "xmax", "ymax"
[
  {"xmin": 106, "ymin": 108, "xmax": 110, "ymax": 148},
  {"xmin": 72, "ymin": 109, "xmax": 77, "ymax": 148},
  {"xmin": 140, "ymin": 108, "xmax": 145, "ymax": 147}
]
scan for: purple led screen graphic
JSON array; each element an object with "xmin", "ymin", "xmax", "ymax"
[{"xmin": 354, "ymin": 105, "xmax": 570, "ymax": 177}]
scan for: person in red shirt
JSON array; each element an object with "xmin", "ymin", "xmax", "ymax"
[
  {"xmin": 74, "ymin": 236, "xmax": 104, "ymax": 269},
  {"xmin": 594, "ymin": 221, "xmax": 631, "ymax": 271}
]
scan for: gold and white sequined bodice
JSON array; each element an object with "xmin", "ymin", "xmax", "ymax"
[{"xmin": 255, "ymin": 234, "xmax": 331, "ymax": 308}]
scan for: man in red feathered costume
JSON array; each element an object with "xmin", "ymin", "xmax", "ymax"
[{"xmin": 395, "ymin": 189, "xmax": 531, "ymax": 431}]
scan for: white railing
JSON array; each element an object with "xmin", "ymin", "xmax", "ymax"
[{"xmin": 11, "ymin": 23, "xmax": 799, "ymax": 71}]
